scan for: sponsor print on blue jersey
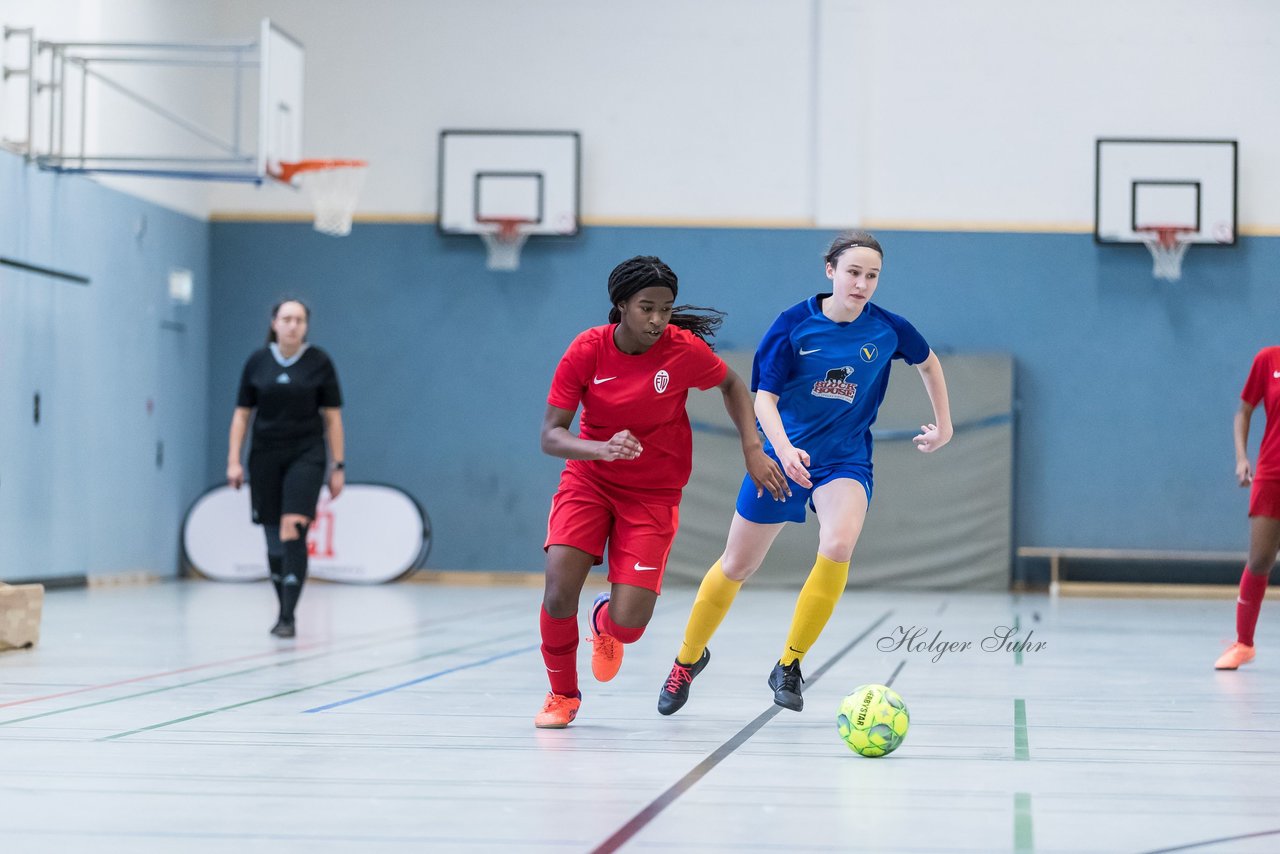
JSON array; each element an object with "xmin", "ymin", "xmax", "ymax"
[
  {"xmin": 812, "ymin": 366, "xmax": 857, "ymax": 403},
  {"xmin": 751, "ymin": 295, "xmax": 929, "ymax": 470}
]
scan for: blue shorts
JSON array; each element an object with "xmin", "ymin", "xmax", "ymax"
[{"xmin": 735, "ymin": 458, "xmax": 874, "ymax": 524}]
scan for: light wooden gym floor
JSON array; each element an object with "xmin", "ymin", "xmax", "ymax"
[{"xmin": 0, "ymin": 579, "xmax": 1276, "ymax": 853}]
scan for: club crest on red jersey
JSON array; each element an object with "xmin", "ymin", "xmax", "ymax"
[
  {"xmin": 812, "ymin": 365, "xmax": 857, "ymax": 403},
  {"xmin": 654, "ymin": 369, "xmax": 670, "ymax": 393}
]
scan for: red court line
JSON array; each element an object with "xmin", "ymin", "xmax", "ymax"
[
  {"xmin": 0, "ymin": 602, "xmax": 520, "ymax": 710},
  {"xmin": 0, "ymin": 642, "xmax": 331, "ymax": 710}
]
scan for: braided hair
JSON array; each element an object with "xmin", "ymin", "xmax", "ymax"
[
  {"xmin": 824, "ymin": 230, "xmax": 884, "ymax": 267},
  {"xmin": 606, "ymin": 256, "xmax": 725, "ymax": 347}
]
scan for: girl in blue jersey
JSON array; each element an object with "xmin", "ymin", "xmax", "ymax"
[{"xmin": 657, "ymin": 231, "xmax": 953, "ymax": 714}]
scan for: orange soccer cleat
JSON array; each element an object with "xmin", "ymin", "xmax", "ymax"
[
  {"xmin": 588, "ymin": 593, "xmax": 623, "ymax": 682},
  {"xmin": 534, "ymin": 692, "xmax": 582, "ymax": 728},
  {"xmin": 1214, "ymin": 642, "xmax": 1256, "ymax": 671}
]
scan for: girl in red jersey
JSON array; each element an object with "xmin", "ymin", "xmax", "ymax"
[
  {"xmin": 534, "ymin": 256, "xmax": 788, "ymax": 728},
  {"xmin": 1216, "ymin": 345, "xmax": 1280, "ymax": 670}
]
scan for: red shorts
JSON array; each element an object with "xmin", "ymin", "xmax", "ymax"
[
  {"xmin": 544, "ymin": 470, "xmax": 679, "ymax": 594},
  {"xmin": 1250, "ymin": 478, "xmax": 1280, "ymax": 520}
]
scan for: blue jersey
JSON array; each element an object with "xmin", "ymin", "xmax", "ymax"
[{"xmin": 751, "ymin": 295, "xmax": 930, "ymax": 471}]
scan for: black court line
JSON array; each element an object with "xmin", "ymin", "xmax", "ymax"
[
  {"xmin": 1140, "ymin": 829, "xmax": 1280, "ymax": 854},
  {"xmin": 883, "ymin": 659, "xmax": 907, "ymax": 688},
  {"xmin": 590, "ymin": 609, "xmax": 893, "ymax": 854}
]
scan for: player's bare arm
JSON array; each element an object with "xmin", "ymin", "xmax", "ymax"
[
  {"xmin": 753, "ymin": 390, "xmax": 811, "ymax": 488},
  {"xmin": 716, "ymin": 370, "xmax": 788, "ymax": 500},
  {"xmin": 226, "ymin": 406, "xmax": 252, "ymax": 488},
  {"xmin": 912, "ymin": 350, "xmax": 954, "ymax": 454},
  {"xmin": 1235, "ymin": 401, "xmax": 1255, "ymax": 486},
  {"xmin": 540, "ymin": 404, "xmax": 642, "ymax": 462},
  {"xmin": 322, "ymin": 407, "xmax": 345, "ymax": 498}
]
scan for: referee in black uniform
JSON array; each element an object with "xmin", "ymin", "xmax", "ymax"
[{"xmin": 227, "ymin": 299, "xmax": 344, "ymax": 637}]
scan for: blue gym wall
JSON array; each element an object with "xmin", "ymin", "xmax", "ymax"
[
  {"xmin": 0, "ymin": 152, "xmax": 212, "ymax": 582},
  {"xmin": 207, "ymin": 223, "xmax": 1279, "ymax": 572}
]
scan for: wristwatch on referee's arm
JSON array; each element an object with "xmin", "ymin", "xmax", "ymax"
[{"xmin": 331, "ymin": 461, "xmax": 345, "ymax": 471}]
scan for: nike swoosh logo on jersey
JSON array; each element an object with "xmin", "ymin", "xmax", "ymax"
[
  {"xmin": 799, "ymin": 347, "xmax": 821, "ymax": 355},
  {"xmin": 633, "ymin": 561, "xmax": 658, "ymax": 572},
  {"xmin": 593, "ymin": 376, "xmax": 618, "ymax": 384}
]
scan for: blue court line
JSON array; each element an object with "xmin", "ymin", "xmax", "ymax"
[{"xmin": 303, "ymin": 643, "xmax": 539, "ymax": 713}]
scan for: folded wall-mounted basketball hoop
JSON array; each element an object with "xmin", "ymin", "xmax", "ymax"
[{"xmin": 273, "ymin": 159, "xmax": 369, "ymax": 237}]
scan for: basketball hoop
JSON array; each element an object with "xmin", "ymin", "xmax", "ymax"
[
  {"xmin": 477, "ymin": 217, "xmax": 533, "ymax": 271},
  {"xmin": 274, "ymin": 159, "xmax": 368, "ymax": 237},
  {"xmin": 1137, "ymin": 225, "xmax": 1194, "ymax": 282}
]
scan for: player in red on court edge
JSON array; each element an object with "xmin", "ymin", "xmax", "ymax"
[
  {"xmin": 533, "ymin": 256, "xmax": 788, "ymax": 728},
  {"xmin": 1216, "ymin": 345, "xmax": 1280, "ymax": 670}
]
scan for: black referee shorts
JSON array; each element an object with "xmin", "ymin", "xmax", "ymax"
[{"xmin": 248, "ymin": 441, "xmax": 327, "ymax": 526}]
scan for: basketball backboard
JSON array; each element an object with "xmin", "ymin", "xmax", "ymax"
[
  {"xmin": 1094, "ymin": 138, "xmax": 1237, "ymax": 245},
  {"xmin": 257, "ymin": 19, "xmax": 304, "ymax": 179},
  {"xmin": 437, "ymin": 130, "xmax": 580, "ymax": 236},
  {"xmin": 2, "ymin": 18, "xmax": 302, "ymax": 182}
]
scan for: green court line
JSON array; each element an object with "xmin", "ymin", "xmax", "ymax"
[
  {"xmin": 0, "ymin": 604, "xmax": 525, "ymax": 728},
  {"xmin": 1014, "ymin": 698, "xmax": 1029, "ymax": 760},
  {"xmin": 1014, "ymin": 791, "xmax": 1034, "ymax": 853},
  {"xmin": 1013, "ymin": 614, "xmax": 1023, "ymax": 666},
  {"xmin": 100, "ymin": 628, "xmax": 531, "ymax": 741}
]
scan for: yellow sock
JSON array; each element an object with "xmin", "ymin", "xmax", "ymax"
[
  {"xmin": 677, "ymin": 560, "xmax": 742, "ymax": 664},
  {"xmin": 780, "ymin": 554, "xmax": 849, "ymax": 665}
]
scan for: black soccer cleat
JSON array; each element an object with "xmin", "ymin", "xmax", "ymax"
[
  {"xmin": 657, "ymin": 648, "xmax": 711, "ymax": 716},
  {"xmin": 270, "ymin": 618, "xmax": 296, "ymax": 638},
  {"xmin": 768, "ymin": 659, "xmax": 804, "ymax": 711}
]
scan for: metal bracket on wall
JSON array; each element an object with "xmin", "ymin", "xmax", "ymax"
[{"xmin": 1, "ymin": 23, "xmax": 268, "ymax": 181}]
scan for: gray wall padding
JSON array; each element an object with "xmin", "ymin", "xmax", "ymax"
[{"xmin": 668, "ymin": 352, "xmax": 1014, "ymax": 590}]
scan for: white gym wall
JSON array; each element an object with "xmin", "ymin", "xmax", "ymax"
[{"xmin": 5, "ymin": 1, "xmax": 1278, "ymax": 230}]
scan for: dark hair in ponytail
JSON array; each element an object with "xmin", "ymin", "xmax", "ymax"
[
  {"xmin": 606, "ymin": 255, "xmax": 725, "ymax": 347},
  {"xmin": 266, "ymin": 298, "xmax": 310, "ymax": 346},
  {"xmin": 824, "ymin": 230, "xmax": 884, "ymax": 267}
]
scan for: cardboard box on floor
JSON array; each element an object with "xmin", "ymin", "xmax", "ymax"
[{"xmin": 0, "ymin": 583, "xmax": 44, "ymax": 651}]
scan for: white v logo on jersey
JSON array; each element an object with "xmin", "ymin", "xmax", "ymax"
[
  {"xmin": 633, "ymin": 561, "xmax": 658, "ymax": 572},
  {"xmin": 799, "ymin": 347, "xmax": 821, "ymax": 355},
  {"xmin": 593, "ymin": 376, "xmax": 617, "ymax": 384}
]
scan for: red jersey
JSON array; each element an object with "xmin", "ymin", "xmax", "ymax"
[
  {"xmin": 547, "ymin": 324, "xmax": 728, "ymax": 505},
  {"xmin": 1242, "ymin": 346, "xmax": 1280, "ymax": 481}
]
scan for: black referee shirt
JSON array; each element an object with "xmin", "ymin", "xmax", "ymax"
[{"xmin": 237, "ymin": 345, "xmax": 343, "ymax": 450}]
